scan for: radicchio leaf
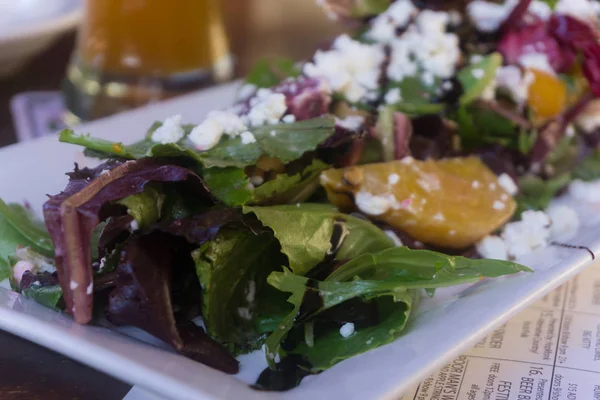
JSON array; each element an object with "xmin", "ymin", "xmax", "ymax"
[
  {"xmin": 43, "ymin": 159, "xmax": 211, "ymax": 324},
  {"xmin": 107, "ymin": 233, "xmax": 238, "ymax": 374}
]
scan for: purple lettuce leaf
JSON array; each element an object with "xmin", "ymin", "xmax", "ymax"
[
  {"xmin": 107, "ymin": 233, "xmax": 238, "ymax": 374},
  {"xmin": 43, "ymin": 159, "xmax": 212, "ymax": 324}
]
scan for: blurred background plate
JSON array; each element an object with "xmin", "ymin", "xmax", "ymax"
[{"xmin": 0, "ymin": 0, "xmax": 82, "ymax": 77}]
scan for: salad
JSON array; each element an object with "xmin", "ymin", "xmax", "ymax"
[{"xmin": 1, "ymin": 0, "xmax": 600, "ymax": 391}]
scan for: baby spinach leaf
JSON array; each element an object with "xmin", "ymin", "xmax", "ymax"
[
  {"xmin": 293, "ymin": 295, "xmax": 413, "ymax": 371},
  {"xmin": 243, "ymin": 204, "xmax": 394, "ymax": 276},
  {"xmin": 193, "ymin": 229, "xmax": 286, "ymax": 354},
  {"xmin": 458, "ymin": 53, "xmax": 503, "ymax": 106},
  {"xmin": 388, "ymin": 76, "xmax": 445, "ymax": 115},
  {"xmin": 202, "ymin": 167, "xmax": 254, "ymax": 206},
  {"xmin": 22, "ymin": 285, "xmax": 63, "ymax": 310},
  {"xmin": 252, "ymin": 159, "xmax": 328, "ymax": 205},
  {"xmin": 245, "ymin": 58, "xmax": 301, "ymax": 89}
]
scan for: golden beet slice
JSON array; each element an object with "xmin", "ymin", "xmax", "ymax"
[{"xmin": 320, "ymin": 157, "xmax": 516, "ymax": 249}]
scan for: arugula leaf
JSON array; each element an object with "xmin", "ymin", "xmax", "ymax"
[
  {"xmin": 243, "ymin": 204, "xmax": 394, "ymax": 276},
  {"xmin": 455, "ymin": 105, "xmax": 517, "ymax": 150},
  {"xmin": 265, "ymin": 247, "xmax": 529, "ymax": 370},
  {"xmin": 573, "ymin": 151, "xmax": 600, "ymax": 181},
  {"xmin": 458, "ymin": 53, "xmax": 503, "ymax": 106},
  {"xmin": 516, "ymin": 173, "xmax": 572, "ymax": 214},
  {"xmin": 193, "ymin": 229, "xmax": 286, "ymax": 354},
  {"xmin": 0, "ymin": 200, "xmax": 54, "ymax": 281},
  {"xmin": 22, "ymin": 285, "xmax": 63, "ymax": 310},
  {"xmin": 117, "ymin": 186, "xmax": 164, "ymax": 230},
  {"xmin": 60, "ymin": 117, "xmax": 336, "ymax": 169},
  {"xmin": 245, "ymin": 58, "xmax": 301, "ymax": 88}
]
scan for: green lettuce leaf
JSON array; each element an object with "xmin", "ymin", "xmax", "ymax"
[
  {"xmin": 458, "ymin": 53, "xmax": 503, "ymax": 106},
  {"xmin": 243, "ymin": 204, "xmax": 394, "ymax": 276},
  {"xmin": 60, "ymin": 117, "xmax": 336, "ymax": 169},
  {"xmin": 264, "ymin": 247, "xmax": 530, "ymax": 370},
  {"xmin": 117, "ymin": 186, "xmax": 164, "ymax": 230},
  {"xmin": 193, "ymin": 229, "xmax": 286, "ymax": 354},
  {"xmin": 245, "ymin": 58, "xmax": 301, "ymax": 88}
]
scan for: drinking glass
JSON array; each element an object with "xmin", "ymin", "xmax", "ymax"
[{"xmin": 63, "ymin": 0, "xmax": 232, "ymax": 123}]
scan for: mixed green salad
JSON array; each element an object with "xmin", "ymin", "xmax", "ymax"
[{"xmin": 3, "ymin": 0, "xmax": 600, "ymax": 391}]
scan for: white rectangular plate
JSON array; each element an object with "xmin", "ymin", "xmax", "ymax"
[{"xmin": 0, "ymin": 82, "xmax": 598, "ymax": 400}]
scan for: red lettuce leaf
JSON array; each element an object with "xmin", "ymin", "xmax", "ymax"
[
  {"xmin": 43, "ymin": 159, "xmax": 211, "ymax": 324},
  {"xmin": 107, "ymin": 233, "xmax": 238, "ymax": 373}
]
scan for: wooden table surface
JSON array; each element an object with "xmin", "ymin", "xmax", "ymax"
[{"xmin": 0, "ymin": 1, "xmax": 342, "ymax": 399}]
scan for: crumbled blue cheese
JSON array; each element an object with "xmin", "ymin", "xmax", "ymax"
[
  {"xmin": 476, "ymin": 235, "xmax": 508, "ymax": 261},
  {"xmin": 188, "ymin": 110, "xmax": 248, "ymax": 150},
  {"xmin": 355, "ymin": 191, "xmax": 391, "ymax": 216},
  {"xmin": 339, "ymin": 322, "xmax": 355, "ymax": 338},
  {"xmin": 384, "ymin": 88, "xmax": 403, "ymax": 104},
  {"xmin": 336, "ymin": 115, "xmax": 365, "ymax": 131},
  {"xmin": 570, "ymin": 179, "xmax": 600, "ymax": 202},
  {"xmin": 388, "ymin": 173, "xmax": 400, "ymax": 185},
  {"xmin": 70, "ymin": 280, "xmax": 79, "ymax": 290},
  {"xmin": 547, "ymin": 205, "xmax": 580, "ymax": 239},
  {"xmin": 493, "ymin": 201, "xmax": 506, "ymax": 210},
  {"xmin": 556, "ymin": 0, "xmax": 598, "ymax": 22},
  {"xmin": 467, "ymin": 0, "xmax": 551, "ymax": 33},
  {"xmin": 304, "ymin": 35, "xmax": 385, "ymax": 103},
  {"xmin": 189, "ymin": 119, "xmax": 224, "ymax": 151},
  {"xmin": 387, "ymin": 10, "xmax": 460, "ymax": 82},
  {"xmin": 366, "ymin": 0, "xmax": 418, "ymax": 43},
  {"xmin": 502, "ymin": 210, "xmax": 551, "ymax": 258},
  {"xmin": 86, "ymin": 282, "xmax": 94, "ymax": 295},
  {"xmin": 432, "ymin": 212, "xmax": 445, "ymax": 221},
  {"xmin": 495, "ymin": 66, "xmax": 536, "ymax": 105},
  {"xmin": 240, "ymin": 131, "xmax": 257, "ymax": 144},
  {"xmin": 129, "ymin": 220, "xmax": 139, "ymax": 232},
  {"xmin": 471, "ymin": 69, "xmax": 485, "ymax": 79},
  {"xmin": 246, "ymin": 89, "xmax": 288, "ymax": 127},
  {"xmin": 151, "ymin": 115, "xmax": 185, "ymax": 144},
  {"xmin": 282, "ymin": 114, "xmax": 296, "ymax": 124},
  {"xmin": 519, "ymin": 53, "xmax": 554, "ymax": 75},
  {"xmin": 497, "ymin": 173, "xmax": 518, "ymax": 196}
]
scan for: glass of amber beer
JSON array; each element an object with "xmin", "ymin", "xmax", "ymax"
[{"xmin": 63, "ymin": 0, "xmax": 232, "ymax": 122}]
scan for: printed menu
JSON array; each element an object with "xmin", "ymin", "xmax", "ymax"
[{"xmin": 400, "ymin": 263, "xmax": 600, "ymax": 400}]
